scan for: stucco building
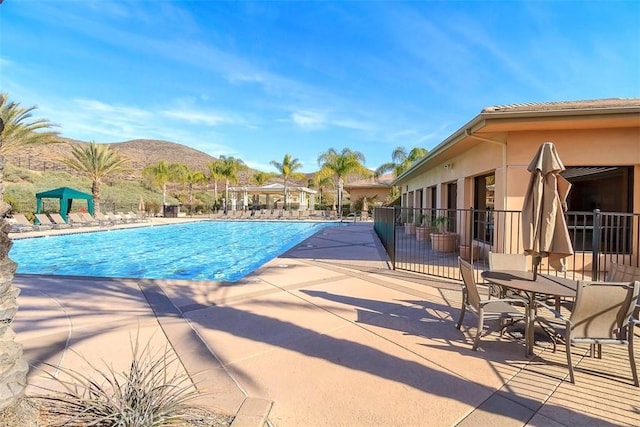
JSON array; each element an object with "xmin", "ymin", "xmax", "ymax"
[
  {"xmin": 393, "ymin": 98, "xmax": 640, "ymax": 267},
  {"xmin": 343, "ymin": 174, "xmax": 394, "ymax": 209}
]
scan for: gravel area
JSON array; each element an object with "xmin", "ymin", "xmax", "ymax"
[{"xmin": 0, "ymin": 397, "xmax": 234, "ymax": 426}]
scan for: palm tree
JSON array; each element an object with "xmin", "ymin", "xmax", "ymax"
[
  {"xmin": 252, "ymin": 171, "xmax": 274, "ymax": 186},
  {"xmin": 310, "ymin": 173, "xmax": 334, "ymax": 207},
  {"xmin": 219, "ymin": 156, "xmax": 246, "ymax": 211},
  {"xmin": 208, "ymin": 159, "xmax": 225, "ymax": 211},
  {"xmin": 375, "ymin": 146, "xmax": 427, "ymax": 178},
  {"xmin": 60, "ymin": 142, "xmax": 130, "ymax": 213},
  {"xmin": 0, "ymin": 92, "xmax": 60, "ymax": 155},
  {"xmin": 251, "ymin": 171, "xmax": 275, "ymax": 208},
  {"xmin": 0, "ymin": 94, "xmax": 60, "ymax": 410},
  {"xmin": 142, "ymin": 161, "xmax": 173, "ymax": 207},
  {"xmin": 317, "ymin": 148, "xmax": 370, "ymax": 217},
  {"xmin": 172, "ymin": 164, "xmax": 206, "ymax": 212},
  {"xmin": 270, "ymin": 154, "xmax": 304, "ymax": 210}
]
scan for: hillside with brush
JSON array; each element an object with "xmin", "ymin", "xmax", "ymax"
[{"xmin": 5, "ymin": 138, "xmax": 224, "ymax": 180}]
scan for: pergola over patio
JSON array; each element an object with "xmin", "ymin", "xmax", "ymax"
[
  {"xmin": 229, "ymin": 183, "xmax": 317, "ymax": 211},
  {"xmin": 35, "ymin": 186, "xmax": 94, "ymax": 221}
]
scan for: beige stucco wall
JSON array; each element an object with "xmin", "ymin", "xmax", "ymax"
[
  {"xmin": 398, "ymin": 123, "xmax": 640, "ymax": 264},
  {"xmin": 401, "ymin": 126, "xmax": 640, "ymax": 213}
]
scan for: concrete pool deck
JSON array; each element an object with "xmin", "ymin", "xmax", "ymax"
[{"xmin": 12, "ymin": 220, "xmax": 640, "ymax": 426}]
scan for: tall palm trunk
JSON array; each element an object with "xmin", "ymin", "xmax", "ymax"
[
  {"xmin": 213, "ymin": 181, "xmax": 218, "ymax": 211},
  {"xmin": 225, "ymin": 179, "xmax": 230, "ymax": 208},
  {"xmin": 92, "ymin": 179, "xmax": 101, "ymax": 213},
  {"xmin": 283, "ymin": 178, "xmax": 288, "ymax": 210},
  {"xmin": 162, "ymin": 183, "xmax": 167, "ymax": 206},
  {"xmin": 0, "ymin": 123, "xmax": 28, "ymax": 410}
]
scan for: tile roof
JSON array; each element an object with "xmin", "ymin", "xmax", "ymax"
[{"xmin": 482, "ymin": 98, "xmax": 640, "ymax": 113}]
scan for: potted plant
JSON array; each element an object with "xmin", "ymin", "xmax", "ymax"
[
  {"xmin": 459, "ymin": 242, "xmax": 482, "ymax": 261},
  {"xmin": 404, "ymin": 211, "xmax": 416, "ymax": 235},
  {"xmin": 430, "ymin": 215, "xmax": 457, "ymax": 252},
  {"xmin": 415, "ymin": 213, "xmax": 431, "ymax": 241}
]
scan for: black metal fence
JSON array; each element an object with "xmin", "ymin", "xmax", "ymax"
[{"xmin": 374, "ymin": 207, "xmax": 640, "ymax": 282}]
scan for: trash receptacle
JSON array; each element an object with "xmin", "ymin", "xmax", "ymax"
[{"xmin": 163, "ymin": 205, "xmax": 180, "ymax": 218}]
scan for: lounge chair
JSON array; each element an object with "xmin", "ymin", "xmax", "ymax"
[
  {"xmin": 80, "ymin": 212, "xmax": 101, "ymax": 226},
  {"xmin": 13, "ymin": 213, "xmax": 51, "ymax": 231},
  {"xmin": 115, "ymin": 212, "xmax": 131, "ymax": 223},
  {"xmin": 535, "ymin": 280, "xmax": 640, "ymax": 386},
  {"xmin": 8, "ymin": 214, "xmax": 35, "ymax": 232},
  {"xmin": 210, "ymin": 211, "xmax": 224, "ymax": 219},
  {"xmin": 35, "ymin": 213, "xmax": 70, "ymax": 229},
  {"xmin": 49, "ymin": 213, "xmax": 71, "ymax": 228},
  {"xmin": 127, "ymin": 211, "xmax": 146, "ymax": 222},
  {"xmin": 68, "ymin": 212, "xmax": 91, "ymax": 227},
  {"xmin": 457, "ymin": 257, "xmax": 527, "ymax": 350},
  {"xmin": 105, "ymin": 212, "xmax": 123, "ymax": 224},
  {"xmin": 93, "ymin": 211, "xmax": 114, "ymax": 225}
]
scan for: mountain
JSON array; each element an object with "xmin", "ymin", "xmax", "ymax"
[{"xmin": 6, "ymin": 138, "xmax": 231, "ymax": 181}]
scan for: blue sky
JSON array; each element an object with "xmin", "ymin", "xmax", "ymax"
[{"xmin": 2, "ymin": 1, "xmax": 639, "ymax": 173}]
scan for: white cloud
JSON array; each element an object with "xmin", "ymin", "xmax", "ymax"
[
  {"xmin": 291, "ymin": 111, "xmax": 326, "ymax": 129},
  {"xmin": 332, "ymin": 118, "xmax": 375, "ymax": 132},
  {"xmin": 160, "ymin": 110, "xmax": 234, "ymax": 126}
]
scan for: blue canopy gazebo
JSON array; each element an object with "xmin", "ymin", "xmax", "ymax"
[{"xmin": 35, "ymin": 187, "xmax": 94, "ymax": 222}]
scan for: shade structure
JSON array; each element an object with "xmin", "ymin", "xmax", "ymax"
[
  {"xmin": 35, "ymin": 187, "xmax": 94, "ymax": 222},
  {"xmin": 522, "ymin": 142, "xmax": 574, "ymax": 278}
]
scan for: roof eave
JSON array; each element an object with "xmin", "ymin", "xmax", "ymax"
[{"xmin": 392, "ymin": 103, "xmax": 640, "ymax": 186}]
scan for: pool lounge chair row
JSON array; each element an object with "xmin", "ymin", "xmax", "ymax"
[
  {"xmin": 8, "ymin": 211, "xmax": 148, "ymax": 232},
  {"xmin": 210, "ymin": 209, "xmax": 332, "ymax": 220}
]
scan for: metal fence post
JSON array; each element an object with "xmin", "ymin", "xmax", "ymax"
[
  {"xmin": 591, "ymin": 209, "xmax": 601, "ymax": 279},
  {"xmin": 391, "ymin": 206, "xmax": 397, "ymax": 270}
]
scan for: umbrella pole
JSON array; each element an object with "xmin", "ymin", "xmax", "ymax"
[{"xmin": 533, "ymin": 256, "xmax": 540, "ymax": 281}]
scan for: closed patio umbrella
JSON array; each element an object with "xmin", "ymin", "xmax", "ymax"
[
  {"xmin": 522, "ymin": 142, "xmax": 574, "ymax": 279},
  {"xmin": 138, "ymin": 196, "xmax": 145, "ymax": 212}
]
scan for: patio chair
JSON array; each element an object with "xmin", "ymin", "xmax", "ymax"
[
  {"xmin": 534, "ymin": 280, "xmax": 640, "ymax": 386},
  {"xmin": 487, "ymin": 252, "xmax": 527, "ymax": 298},
  {"xmin": 606, "ymin": 262, "xmax": 640, "ymax": 336},
  {"xmin": 488, "ymin": 252, "xmax": 527, "ymax": 271},
  {"xmin": 457, "ymin": 257, "xmax": 527, "ymax": 351},
  {"xmin": 35, "ymin": 213, "xmax": 70, "ymax": 229}
]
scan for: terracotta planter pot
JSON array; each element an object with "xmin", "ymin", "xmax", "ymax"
[
  {"xmin": 460, "ymin": 244, "xmax": 482, "ymax": 261},
  {"xmin": 404, "ymin": 223, "xmax": 416, "ymax": 235},
  {"xmin": 416, "ymin": 226, "xmax": 431, "ymax": 241},
  {"xmin": 431, "ymin": 233, "xmax": 457, "ymax": 253}
]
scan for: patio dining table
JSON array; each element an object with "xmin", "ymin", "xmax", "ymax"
[{"xmin": 481, "ymin": 270, "xmax": 578, "ymax": 356}]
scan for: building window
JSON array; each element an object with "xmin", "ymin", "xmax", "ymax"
[
  {"xmin": 562, "ymin": 166, "xmax": 634, "ymax": 253},
  {"xmin": 473, "ymin": 173, "xmax": 495, "ymax": 243},
  {"xmin": 563, "ymin": 166, "xmax": 633, "ymax": 213}
]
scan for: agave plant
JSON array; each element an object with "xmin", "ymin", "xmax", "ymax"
[{"xmin": 34, "ymin": 334, "xmax": 230, "ymax": 427}]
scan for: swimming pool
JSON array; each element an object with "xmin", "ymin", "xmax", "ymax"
[{"xmin": 9, "ymin": 221, "xmax": 335, "ymax": 282}]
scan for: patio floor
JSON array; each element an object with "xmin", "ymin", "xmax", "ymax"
[{"xmin": 12, "ymin": 220, "xmax": 640, "ymax": 426}]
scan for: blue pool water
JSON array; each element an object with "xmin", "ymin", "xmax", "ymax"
[{"xmin": 9, "ymin": 221, "xmax": 334, "ymax": 282}]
